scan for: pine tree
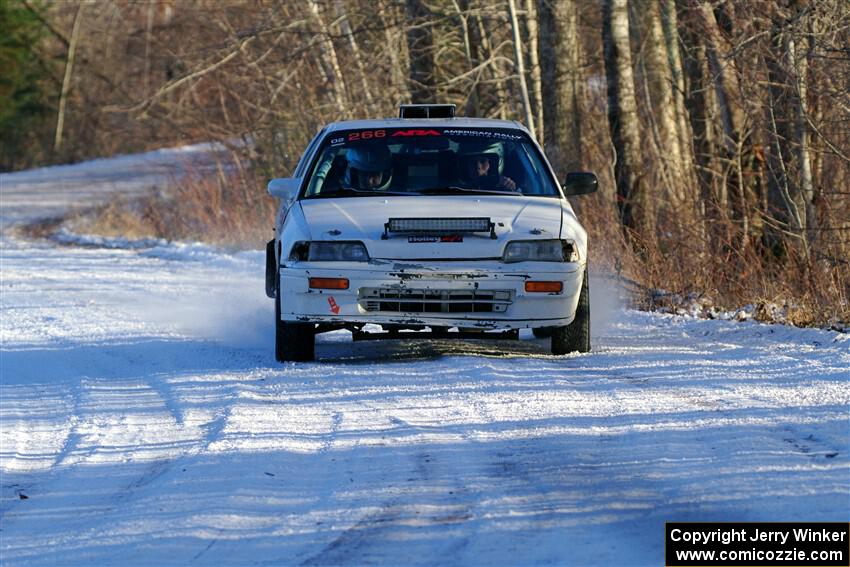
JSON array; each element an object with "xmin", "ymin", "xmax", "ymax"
[{"xmin": 0, "ymin": 0, "xmax": 52, "ymax": 171}]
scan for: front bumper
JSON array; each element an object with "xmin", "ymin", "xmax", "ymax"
[{"xmin": 278, "ymin": 259, "xmax": 584, "ymax": 329}]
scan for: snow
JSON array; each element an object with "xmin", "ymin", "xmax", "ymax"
[
  {"xmin": 1, "ymin": 149, "xmax": 849, "ymax": 566},
  {"xmin": 0, "ymin": 143, "xmax": 224, "ymax": 226}
]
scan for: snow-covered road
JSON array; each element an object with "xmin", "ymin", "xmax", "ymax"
[{"xmin": 1, "ymin": 152, "xmax": 848, "ymax": 566}]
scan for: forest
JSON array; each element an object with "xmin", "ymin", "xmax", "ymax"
[{"xmin": 2, "ymin": 0, "xmax": 848, "ymax": 328}]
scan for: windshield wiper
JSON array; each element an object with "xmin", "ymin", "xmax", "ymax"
[
  {"xmin": 306, "ymin": 187, "xmax": 413, "ymax": 198},
  {"xmin": 414, "ymin": 186, "xmax": 511, "ymax": 196}
]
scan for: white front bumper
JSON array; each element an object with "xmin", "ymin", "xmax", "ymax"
[{"xmin": 278, "ymin": 260, "xmax": 584, "ymax": 329}]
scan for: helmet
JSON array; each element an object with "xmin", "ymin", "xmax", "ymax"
[
  {"xmin": 343, "ymin": 145, "xmax": 393, "ymax": 190},
  {"xmin": 457, "ymin": 140, "xmax": 504, "ymax": 183}
]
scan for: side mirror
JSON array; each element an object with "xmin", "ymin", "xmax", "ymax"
[
  {"xmin": 562, "ymin": 172, "xmax": 598, "ymax": 196},
  {"xmin": 267, "ymin": 177, "xmax": 301, "ymax": 201}
]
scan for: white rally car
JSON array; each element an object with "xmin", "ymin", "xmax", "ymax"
[{"xmin": 266, "ymin": 104, "xmax": 597, "ymax": 361}]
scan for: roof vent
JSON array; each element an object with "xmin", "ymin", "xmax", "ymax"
[{"xmin": 399, "ymin": 104, "xmax": 456, "ymax": 119}]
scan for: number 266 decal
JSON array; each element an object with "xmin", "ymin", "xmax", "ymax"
[{"xmin": 348, "ymin": 130, "xmax": 386, "ymax": 141}]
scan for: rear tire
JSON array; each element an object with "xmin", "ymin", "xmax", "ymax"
[
  {"xmin": 275, "ymin": 276, "xmax": 315, "ymax": 362},
  {"xmin": 551, "ymin": 269, "xmax": 590, "ymax": 355}
]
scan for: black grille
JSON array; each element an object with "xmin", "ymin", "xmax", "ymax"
[{"xmin": 359, "ymin": 288, "xmax": 512, "ymax": 314}]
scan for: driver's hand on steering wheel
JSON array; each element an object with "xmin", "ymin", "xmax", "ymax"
[{"xmin": 497, "ymin": 176, "xmax": 517, "ymax": 191}]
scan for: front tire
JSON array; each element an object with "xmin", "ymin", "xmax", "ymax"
[
  {"xmin": 265, "ymin": 239, "xmax": 277, "ymax": 298},
  {"xmin": 275, "ymin": 276, "xmax": 315, "ymax": 362},
  {"xmin": 551, "ymin": 269, "xmax": 590, "ymax": 355}
]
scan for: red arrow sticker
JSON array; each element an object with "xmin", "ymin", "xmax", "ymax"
[{"xmin": 328, "ymin": 296, "xmax": 340, "ymax": 314}]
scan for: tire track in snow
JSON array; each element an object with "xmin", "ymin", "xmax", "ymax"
[
  {"xmin": 202, "ymin": 411, "xmax": 230, "ymax": 450},
  {"xmin": 300, "ymin": 501, "xmax": 407, "ymax": 566},
  {"xmin": 191, "ymin": 538, "xmax": 219, "ymax": 562},
  {"xmin": 320, "ymin": 411, "xmax": 343, "ymax": 453},
  {"xmin": 53, "ymin": 378, "xmax": 85, "ymax": 468},
  {"xmin": 47, "ymin": 376, "xmax": 198, "ymax": 516},
  {"xmin": 145, "ymin": 373, "xmax": 186, "ymax": 427},
  {"xmin": 301, "ymin": 399, "xmax": 488, "ymax": 566}
]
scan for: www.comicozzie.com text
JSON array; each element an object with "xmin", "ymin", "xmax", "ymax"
[{"xmin": 669, "ymin": 527, "xmax": 848, "ymax": 546}]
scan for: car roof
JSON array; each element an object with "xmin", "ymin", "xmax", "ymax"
[{"xmin": 324, "ymin": 117, "xmax": 530, "ymax": 134}]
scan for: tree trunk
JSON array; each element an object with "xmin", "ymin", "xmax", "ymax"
[
  {"xmin": 684, "ymin": 31, "xmax": 725, "ymax": 242},
  {"xmin": 641, "ymin": 0, "xmax": 688, "ymax": 211},
  {"xmin": 661, "ymin": 0, "xmax": 696, "ymax": 199},
  {"xmin": 603, "ymin": 0, "xmax": 649, "ymax": 236},
  {"xmin": 306, "ymin": 0, "xmax": 349, "ymax": 119},
  {"xmin": 524, "ymin": 0, "xmax": 544, "ymax": 144},
  {"xmin": 538, "ymin": 0, "xmax": 583, "ymax": 176},
  {"xmin": 697, "ymin": 3, "xmax": 742, "ymax": 154},
  {"xmin": 457, "ymin": 0, "xmax": 482, "ymax": 117},
  {"xmin": 334, "ymin": 0, "xmax": 374, "ymax": 115},
  {"xmin": 765, "ymin": 6, "xmax": 814, "ymax": 259},
  {"xmin": 379, "ymin": 0, "xmax": 410, "ymax": 106},
  {"xmin": 55, "ymin": 1, "xmax": 85, "ymax": 153},
  {"xmin": 792, "ymin": 34, "xmax": 816, "ymax": 248},
  {"xmin": 406, "ymin": 0, "xmax": 436, "ymax": 103},
  {"xmin": 144, "ymin": 0, "xmax": 155, "ymax": 99},
  {"xmin": 697, "ymin": 1, "xmax": 755, "ymax": 250},
  {"xmin": 507, "ymin": 0, "xmax": 536, "ymax": 138},
  {"xmin": 475, "ymin": 11, "xmax": 509, "ymax": 119}
]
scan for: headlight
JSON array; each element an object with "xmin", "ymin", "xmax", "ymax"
[
  {"xmin": 288, "ymin": 241, "xmax": 370, "ymax": 262},
  {"xmin": 502, "ymin": 239, "xmax": 578, "ymax": 263}
]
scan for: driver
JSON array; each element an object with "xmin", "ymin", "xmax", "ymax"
[
  {"xmin": 457, "ymin": 140, "xmax": 516, "ymax": 191},
  {"xmin": 343, "ymin": 144, "xmax": 393, "ymax": 190}
]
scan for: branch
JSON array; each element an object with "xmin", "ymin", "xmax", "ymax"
[
  {"xmin": 805, "ymin": 114, "xmax": 850, "ymax": 165},
  {"xmin": 124, "ymin": 33, "xmax": 260, "ymax": 116},
  {"xmin": 20, "ymin": 0, "xmax": 69, "ymax": 48}
]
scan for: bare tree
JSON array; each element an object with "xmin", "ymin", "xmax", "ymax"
[
  {"xmin": 474, "ymin": 8, "xmax": 510, "ymax": 119},
  {"xmin": 54, "ymin": 1, "xmax": 85, "ymax": 153},
  {"xmin": 638, "ymin": 0, "xmax": 692, "ymax": 214},
  {"xmin": 603, "ymin": 0, "xmax": 649, "ymax": 235},
  {"xmin": 407, "ymin": 0, "xmax": 436, "ymax": 103},
  {"xmin": 661, "ymin": 0, "xmax": 696, "ymax": 199},
  {"xmin": 307, "ymin": 0, "xmax": 350, "ymax": 119},
  {"xmin": 537, "ymin": 0, "xmax": 583, "ymax": 175},
  {"xmin": 334, "ymin": 0, "xmax": 375, "ymax": 115},
  {"xmin": 764, "ymin": 2, "xmax": 817, "ymax": 259},
  {"xmin": 682, "ymin": 16, "xmax": 725, "ymax": 237},
  {"xmin": 695, "ymin": 1, "xmax": 758, "ymax": 250},
  {"xmin": 524, "ymin": 0, "xmax": 544, "ymax": 144},
  {"xmin": 379, "ymin": 0, "xmax": 411, "ymax": 106},
  {"xmin": 456, "ymin": 0, "xmax": 482, "ymax": 116},
  {"xmin": 507, "ymin": 0, "xmax": 536, "ymax": 137}
]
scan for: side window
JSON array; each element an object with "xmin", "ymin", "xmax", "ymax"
[
  {"xmin": 305, "ymin": 147, "xmax": 347, "ymax": 196},
  {"xmin": 293, "ymin": 128, "xmax": 326, "ymax": 179},
  {"xmin": 514, "ymin": 144, "xmax": 546, "ymax": 195},
  {"xmin": 500, "ymin": 142, "xmax": 523, "ymax": 189}
]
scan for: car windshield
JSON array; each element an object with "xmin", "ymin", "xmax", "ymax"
[{"xmin": 303, "ymin": 127, "xmax": 560, "ymax": 198}]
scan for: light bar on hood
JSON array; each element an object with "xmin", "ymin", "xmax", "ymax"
[{"xmin": 383, "ymin": 217, "xmax": 496, "ymax": 239}]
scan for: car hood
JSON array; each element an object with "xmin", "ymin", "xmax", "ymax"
[{"xmin": 299, "ymin": 195, "xmax": 566, "ymax": 260}]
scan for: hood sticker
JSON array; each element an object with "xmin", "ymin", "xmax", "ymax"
[{"xmin": 408, "ymin": 235, "xmax": 464, "ymax": 243}]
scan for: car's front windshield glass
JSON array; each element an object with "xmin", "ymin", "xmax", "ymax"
[{"xmin": 303, "ymin": 127, "xmax": 560, "ymax": 198}]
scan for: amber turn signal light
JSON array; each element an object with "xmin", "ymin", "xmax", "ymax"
[
  {"xmin": 309, "ymin": 277, "xmax": 349, "ymax": 290},
  {"xmin": 525, "ymin": 281, "xmax": 562, "ymax": 293}
]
